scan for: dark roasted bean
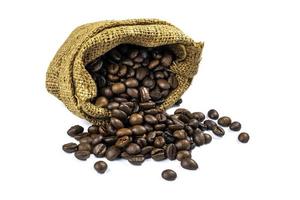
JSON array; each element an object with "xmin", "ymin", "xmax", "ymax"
[
  {"xmin": 181, "ymin": 158, "xmax": 198, "ymax": 170},
  {"xmin": 161, "ymin": 169, "xmax": 177, "ymax": 181},
  {"xmin": 94, "ymin": 161, "xmax": 108, "ymax": 174},
  {"xmin": 62, "ymin": 143, "xmax": 78, "ymax": 153},
  {"xmin": 230, "ymin": 121, "xmax": 242, "ymax": 131},
  {"xmin": 67, "ymin": 125, "xmax": 84, "ymax": 137},
  {"xmin": 238, "ymin": 132, "xmax": 250, "ymax": 143}
]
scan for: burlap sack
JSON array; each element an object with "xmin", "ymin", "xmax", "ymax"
[{"xmin": 46, "ymin": 19, "xmax": 204, "ymax": 125}]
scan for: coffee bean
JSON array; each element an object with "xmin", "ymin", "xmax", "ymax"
[
  {"xmin": 142, "ymin": 77, "xmax": 155, "ymax": 88},
  {"xmin": 95, "ymin": 96, "xmax": 109, "ymax": 107},
  {"xmin": 129, "ymin": 113, "xmax": 144, "ymax": 125},
  {"xmin": 93, "ymin": 143, "xmax": 107, "ymax": 157},
  {"xmin": 101, "ymin": 87, "xmax": 113, "ymax": 98},
  {"xmin": 110, "ymin": 117, "xmax": 124, "ymax": 129},
  {"xmin": 173, "ymin": 130, "xmax": 187, "ymax": 139},
  {"xmin": 204, "ymin": 120, "xmax": 217, "ymax": 130},
  {"xmin": 204, "ymin": 133, "xmax": 212, "ymax": 144},
  {"xmin": 112, "ymin": 83, "xmax": 126, "ymax": 94},
  {"xmin": 139, "ymin": 86, "xmax": 151, "ymax": 102},
  {"xmin": 176, "ymin": 150, "xmax": 191, "ymax": 161},
  {"xmin": 129, "ymin": 49, "xmax": 139, "ymax": 59},
  {"xmin": 126, "ymin": 143, "xmax": 141, "ymax": 155},
  {"xmin": 107, "ymin": 64, "xmax": 119, "ymax": 74},
  {"xmin": 126, "ymin": 88, "xmax": 139, "ymax": 98},
  {"xmin": 144, "ymin": 114, "xmax": 158, "ymax": 125},
  {"xmin": 230, "ymin": 121, "xmax": 242, "ymax": 131},
  {"xmin": 86, "ymin": 59, "xmax": 103, "ymax": 72},
  {"xmin": 193, "ymin": 132, "xmax": 206, "ymax": 146},
  {"xmin": 67, "ymin": 125, "xmax": 84, "ymax": 137},
  {"xmin": 175, "ymin": 139, "xmax": 191, "ymax": 150},
  {"xmin": 62, "ymin": 143, "xmax": 78, "ymax": 153},
  {"xmin": 94, "ymin": 161, "xmax": 108, "ymax": 174},
  {"xmin": 87, "ymin": 125, "xmax": 99, "ymax": 134},
  {"xmin": 110, "ymin": 49, "xmax": 121, "ymax": 61},
  {"xmin": 139, "ymin": 102, "xmax": 156, "ymax": 110},
  {"xmin": 136, "ymin": 67, "xmax": 149, "ymax": 81},
  {"xmin": 141, "ymin": 146, "xmax": 154, "ymax": 155},
  {"xmin": 174, "ymin": 98, "xmax": 183, "ymax": 106},
  {"xmin": 122, "ymin": 59, "xmax": 134, "ymax": 66},
  {"xmin": 238, "ymin": 132, "xmax": 250, "ymax": 143},
  {"xmin": 78, "ymin": 143, "xmax": 92, "ymax": 152},
  {"xmin": 79, "ymin": 136, "xmax": 93, "ymax": 144},
  {"xmin": 207, "ymin": 109, "xmax": 219, "ymax": 120},
  {"xmin": 128, "ymin": 155, "xmax": 145, "ymax": 165},
  {"xmin": 116, "ymin": 128, "xmax": 132, "ymax": 137},
  {"xmin": 181, "ymin": 158, "xmax": 198, "ymax": 170},
  {"xmin": 111, "ymin": 109, "xmax": 127, "ymax": 120},
  {"xmin": 74, "ymin": 132, "xmax": 90, "ymax": 141},
  {"xmin": 121, "ymin": 151, "xmax": 131, "ymax": 159},
  {"xmin": 115, "ymin": 136, "xmax": 131, "ymax": 148},
  {"xmin": 105, "ymin": 146, "xmax": 121, "ymax": 161},
  {"xmin": 154, "ymin": 136, "xmax": 165, "ymax": 148},
  {"xmin": 157, "ymin": 79, "xmax": 170, "ymax": 90},
  {"xmin": 161, "ymin": 53, "xmax": 173, "ymax": 67},
  {"xmin": 75, "ymin": 150, "xmax": 90, "ymax": 161},
  {"xmin": 192, "ymin": 112, "xmax": 205, "ymax": 122},
  {"xmin": 168, "ymin": 75, "xmax": 178, "ymax": 89},
  {"xmin": 151, "ymin": 148, "xmax": 166, "ymax": 161},
  {"xmin": 148, "ymin": 59, "xmax": 160, "ymax": 69},
  {"xmin": 161, "ymin": 169, "xmax": 177, "ymax": 181},
  {"xmin": 103, "ymin": 136, "xmax": 117, "ymax": 145},
  {"xmin": 212, "ymin": 126, "xmax": 225, "ymax": 137},
  {"xmin": 125, "ymin": 78, "xmax": 139, "ymax": 88},
  {"xmin": 218, "ymin": 116, "xmax": 232, "ymax": 127},
  {"xmin": 188, "ymin": 119, "xmax": 199, "ymax": 129},
  {"xmin": 131, "ymin": 125, "xmax": 147, "ymax": 135},
  {"xmin": 166, "ymin": 144, "xmax": 177, "ymax": 160}
]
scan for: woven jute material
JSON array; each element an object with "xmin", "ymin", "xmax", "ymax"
[{"xmin": 46, "ymin": 19, "xmax": 204, "ymax": 125}]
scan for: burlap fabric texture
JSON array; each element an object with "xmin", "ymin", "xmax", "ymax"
[{"xmin": 46, "ymin": 19, "xmax": 204, "ymax": 125}]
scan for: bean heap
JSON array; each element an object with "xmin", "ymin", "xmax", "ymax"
[{"xmin": 62, "ymin": 45, "xmax": 250, "ymax": 181}]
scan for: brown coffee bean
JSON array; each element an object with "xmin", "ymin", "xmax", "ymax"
[
  {"xmin": 148, "ymin": 59, "xmax": 160, "ymax": 69},
  {"xmin": 111, "ymin": 109, "xmax": 127, "ymax": 120},
  {"xmin": 127, "ymin": 88, "xmax": 139, "ymax": 98},
  {"xmin": 87, "ymin": 125, "xmax": 99, "ymax": 134},
  {"xmin": 116, "ymin": 128, "xmax": 132, "ymax": 137},
  {"xmin": 101, "ymin": 87, "xmax": 113, "ymax": 98},
  {"xmin": 238, "ymin": 132, "xmax": 250, "ymax": 143},
  {"xmin": 112, "ymin": 83, "xmax": 126, "ymax": 94},
  {"xmin": 157, "ymin": 79, "xmax": 170, "ymax": 90},
  {"xmin": 161, "ymin": 53, "xmax": 173, "ymax": 67},
  {"xmin": 128, "ymin": 155, "xmax": 145, "ymax": 165},
  {"xmin": 67, "ymin": 125, "xmax": 84, "ymax": 137},
  {"xmin": 188, "ymin": 119, "xmax": 199, "ymax": 129},
  {"xmin": 230, "ymin": 121, "xmax": 242, "ymax": 131},
  {"xmin": 175, "ymin": 139, "xmax": 191, "ymax": 150},
  {"xmin": 161, "ymin": 169, "xmax": 177, "ymax": 181},
  {"xmin": 212, "ymin": 126, "xmax": 225, "ymax": 137},
  {"xmin": 131, "ymin": 125, "xmax": 147, "ymax": 135},
  {"xmin": 121, "ymin": 151, "xmax": 130, "ymax": 159},
  {"xmin": 122, "ymin": 59, "xmax": 134, "ymax": 66},
  {"xmin": 154, "ymin": 136, "xmax": 165, "ymax": 148},
  {"xmin": 78, "ymin": 143, "xmax": 92, "ymax": 152},
  {"xmin": 94, "ymin": 161, "xmax": 107, "ymax": 174},
  {"xmin": 126, "ymin": 143, "xmax": 141, "ymax": 155},
  {"xmin": 168, "ymin": 75, "xmax": 178, "ymax": 89},
  {"xmin": 176, "ymin": 150, "xmax": 191, "ymax": 161},
  {"xmin": 115, "ymin": 136, "xmax": 131, "ymax": 148},
  {"xmin": 204, "ymin": 133, "xmax": 212, "ymax": 144},
  {"xmin": 107, "ymin": 64, "xmax": 119, "ymax": 74},
  {"xmin": 93, "ymin": 143, "xmax": 107, "ymax": 157},
  {"xmin": 105, "ymin": 146, "xmax": 121, "ymax": 161},
  {"xmin": 173, "ymin": 130, "xmax": 187, "ymax": 139},
  {"xmin": 75, "ymin": 150, "xmax": 90, "ymax": 161},
  {"xmin": 181, "ymin": 158, "xmax": 198, "ymax": 170},
  {"xmin": 204, "ymin": 119, "xmax": 217, "ymax": 130},
  {"xmin": 192, "ymin": 112, "xmax": 205, "ymax": 122},
  {"xmin": 107, "ymin": 102, "xmax": 120, "ymax": 110},
  {"xmin": 139, "ymin": 86, "xmax": 151, "ymax": 102},
  {"xmin": 208, "ymin": 109, "xmax": 219, "ymax": 120},
  {"xmin": 110, "ymin": 117, "xmax": 124, "ymax": 129},
  {"xmin": 95, "ymin": 96, "xmax": 109, "ymax": 107},
  {"xmin": 62, "ymin": 143, "xmax": 78, "ymax": 153},
  {"xmin": 141, "ymin": 146, "xmax": 154, "ymax": 155},
  {"xmin": 129, "ymin": 113, "xmax": 144, "ymax": 125},
  {"xmin": 193, "ymin": 132, "xmax": 205, "ymax": 146},
  {"xmin": 151, "ymin": 148, "xmax": 166, "ymax": 161},
  {"xmin": 136, "ymin": 67, "xmax": 149, "ymax": 81},
  {"xmin": 125, "ymin": 78, "xmax": 139, "ymax": 88},
  {"xmin": 166, "ymin": 144, "xmax": 177, "ymax": 160},
  {"xmin": 142, "ymin": 77, "xmax": 155, "ymax": 88},
  {"xmin": 144, "ymin": 114, "xmax": 158, "ymax": 125},
  {"xmin": 79, "ymin": 136, "xmax": 93, "ymax": 144},
  {"xmin": 218, "ymin": 116, "xmax": 232, "ymax": 127}
]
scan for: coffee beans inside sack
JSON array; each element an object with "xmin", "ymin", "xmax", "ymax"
[{"xmin": 46, "ymin": 19, "xmax": 249, "ymax": 181}]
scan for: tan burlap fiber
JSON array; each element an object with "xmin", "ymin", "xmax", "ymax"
[{"xmin": 46, "ymin": 19, "xmax": 204, "ymax": 125}]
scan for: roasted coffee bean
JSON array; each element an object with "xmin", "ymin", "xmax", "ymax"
[
  {"xmin": 204, "ymin": 133, "xmax": 212, "ymax": 144},
  {"xmin": 111, "ymin": 109, "xmax": 127, "ymax": 120},
  {"xmin": 141, "ymin": 146, "xmax": 154, "ymax": 155},
  {"xmin": 168, "ymin": 124, "xmax": 184, "ymax": 131},
  {"xmin": 131, "ymin": 125, "xmax": 147, "ymax": 135},
  {"xmin": 101, "ymin": 87, "xmax": 113, "ymax": 98},
  {"xmin": 178, "ymin": 114, "xmax": 190, "ymax": 123},
  {"xmin": 148, "ymin": 59, "xmax": 160, "ymax": 69},
  {"xmin": 193, "ymin": 132, "xmax": 206, "ymax": 146},
  {"xmin": 97, "ymin": 75, "xmax": 107, "ymax": 88},
  {"xmin": 154, "ymin": 136, "xmax": 165, "ymax": 148},
  {"xmin": 107, "ymin": 102, "xmax": 120, "ymax": 110},
  {"xmin": 212, "ymin": 126, "xmax": 225, "ymax": 137},
  {"xmin": 86, "ymin": 59, "xmax": 103, "ymax": 72},
  {"xmin": 95, "ymin": 96, "xmax": 109, "ymax": 107},
  {"xmin": 166, "ymin": 144, "xmax": 177, "ymax": 160},
  {"xmin": 122, "ymin": 59, "xmax": 134, "ymax": 66},
  {"xmin": 74, "ymin": 132, "xmax": 90, "ymax": 141},
  {"xmin": 144, "ymin": 124, "xmax": 154, "ymax": 132},
  {"xmin": 79, "ymin": 136, "xmax": 93, "ymax": 144},
  {"xmin": 218, "ymin": 116, "xmax": 232, "ymax": 127},
  {"xmin": 121, "ymin": 151, "xmax": 130, "ymax": 159},
  {"xmin": 129, "ymin": 113, "xmax": 144, "ymax": 125},
  {"xmin": 176, "ymin": 150, "xmax": 191, "ymax": 161},
  {"xmin": 129, "ymin": 49, "xmax": 139, "ymax": 59},
  {"xmin": 134, "ymin": 55, "xmax": 144, "ymax": 63},
  {"xmin": 93, "ymin": 143, "xmax": 107, "ymax": 157},
  {"xmin": 67, "ymin": 125, "xmax": 84, "ymax": 137},
  {"xmin": 128, "ymin": 155, "xmax": 145, "ymax": 165},
  {"xmin": 136, "ymin": 137, "xmax": 147, "ymax": 147},
  {"xmin": 208, "ymin": 109, "xmax": 219, "ymax": 120},
  {"xmin": 149, "ymin": 89, "xmax": 162, "ymax": 100},
  {"xmin": 115, "ymin": 136, "xmax": 131, "ymax": 148},
  {"xmin": 157, "ymin": 79, "xmax": 170, "ymax": 90},
  {"xmin": 127, "ymin": 88, "xmax": 139, "ymax": 98},
  {"xmin": 173, "ymin": 130, "xmax": 187, "ymax": 139},
  {"xmin": 175, "ymin": 139, "xmax": 191, "ymax": 150},
  {"xmin": 62, "ymin": 143, "xmax": 78, "ymax": 153},
  {"xmin": 125, "ymin": 78, "xmax": 139, "ymax": 88},
  {"xmin": 144, "ymin": 114, "xmax": 158, "ymax": 125},
  {"xmin": 181, "ymin": 158, "xmax": 198, "ymax": 170},
  {"xmin": 116, "ymin": 128, "xmax": 132, "ymax": 137},
  {"xmin": 126, "ymin": 143, "xmax": 141, "ymax": 155},
  {"xmin": 199, "ymin": 122, "xmax": 208, "ymax": 131},
  {"xmin": 161, "ymin": 169, "xmax": 177, "ymax": 181},
  {"xmin": 155, "ymin": 113, "xmax": 167, "ymax": 123},
  {"xmin": 139, "ymin": 86, "xmax": 151, "ymax": 102},
  {"xmin": 103, "ymin": 136, "xmax": 117, "ymax": 145},
  {"xmin": 154, "ymin": 124, "xmax": 166, "ymax": 130},
  {"xmin": 185, "ymin": 126, "xmax": 194, "ymax": 136},
  {"xmin": 204, "ymin": 119, "xmax": 217, "ymax": 130},
  {"xmin": 238, "ymin": 132, "xmax": 250, "ymax": 143},
  {"xmin": 75, "ymin": 150, "xmax": 90, "ymax": 161},
  {"xmin": 94, "ymin": 161, "xmax": 107, "ymax": 174},
  {"xmin": 78, "ymin": 143, "xmax": 92, "ymax": 152},
  {"xmin": 168, "ymin": 75, "xmax": 178, "ymax": 89},
  {"xmin": 88, "ymin": 125, "xmax": 99, "ymax": 134},
  {"xmin": 230, "ymin": 121, "xmax": 242, "ymax": 131},
  {"xmin": 105, "ymin": 146, "xmax": 121, "ymax": 161},
  {"xmin": 106, "ymin": 124, "xmax": 116, "ymax": 135},
  {"xmin": 161, "ymin": 53, "xmax": 173, "ymax": 67},
  {"xmin": 188, "ymin": 119, "xmax": 199, "ymax": 129},
  {"xmin": 142, "ymin": 77, "xmax": 155, "ymax": 88},
  {"xmin": 107, "ymin": 64, "xmax": 119, "ymax": 74},
  {"xmin": 192, "ymin": 112, "xmax": 205, "ymax": 122},
  {"xmin": 151, "ymin": 148, "xmax": 166, "ymax": 161},
  {"xmin": 110, "ymin": 49, "xmax": 121, "ymax": 61},
  {"xmin": 110, "ymin": 117, "xmax": 124, "ymax": 129},
  {"xmin": 139, "ymin": 102, "xmax": 156, "ymax": 109},
  {"xmin": 112, "ymin": 83, "xmax": 126, "ymax": 94},
  {"xmin": 136, "ymin": 67, "xmax": 149, "ymax": 81},
  {"xmin": 174, "ymin": 98, "xmax": 183, "ymax": 106}
]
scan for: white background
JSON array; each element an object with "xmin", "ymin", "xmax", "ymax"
[{"xmin": 0, "ymin": 0, "xmax": 299, "ymax": 199}]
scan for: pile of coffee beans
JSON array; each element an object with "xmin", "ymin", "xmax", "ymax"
[{"xmin": 62, "ymin": 44, "xmax": 250, "ymax": 181}]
